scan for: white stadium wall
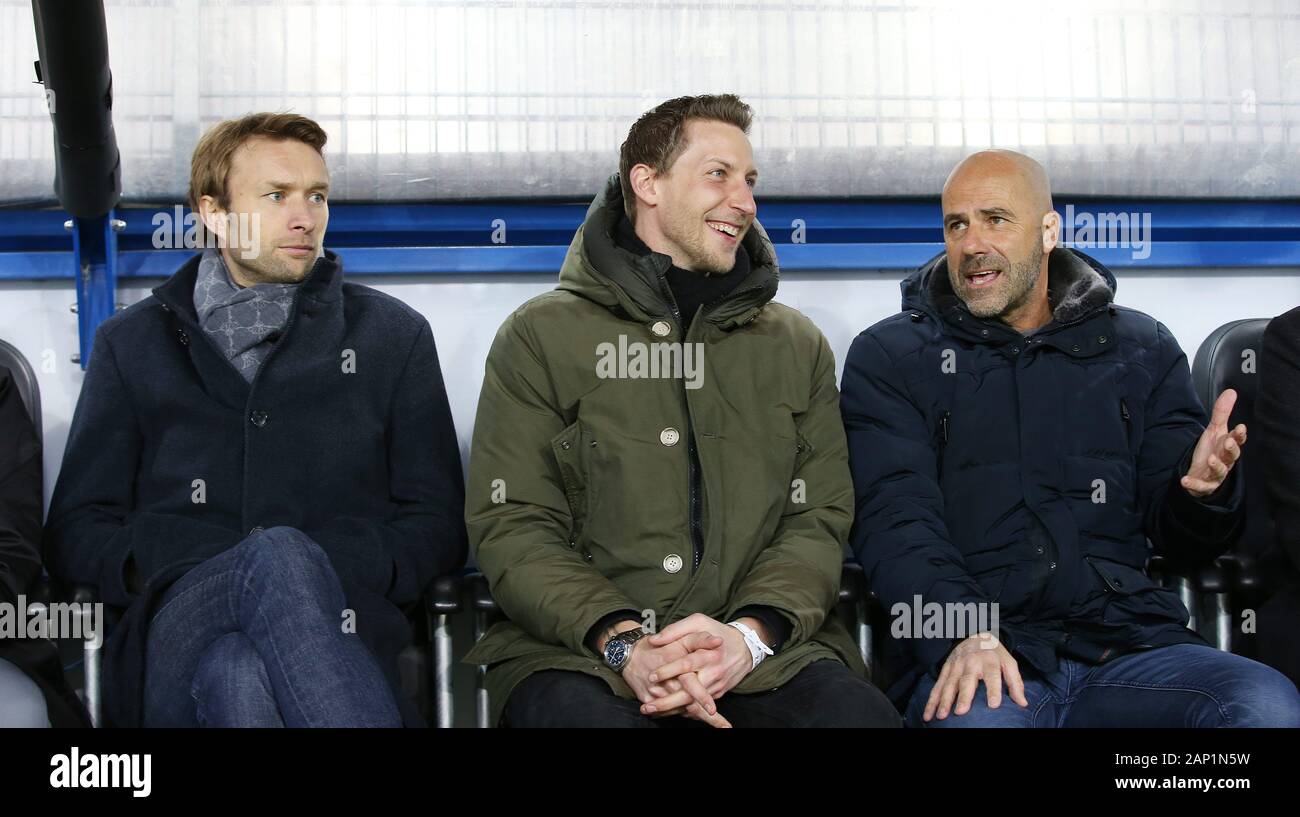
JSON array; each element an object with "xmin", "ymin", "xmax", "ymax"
[{"xmin": 3, "ymin": 266, "xmax": 1298, "ymax": 512}]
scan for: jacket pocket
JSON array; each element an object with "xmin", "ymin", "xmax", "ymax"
[
  {"xmin": 1085, "ymin": 555, "xmax": 1187, "ymax": 626},
  {"xmin": 550, "ymin": 420, "xmax": 598, "ymax": 550},
  {"xmin": 793, "ymin": 431, "xmax": 815, "ymax": 475},
  {"xmin": 1086, "ymin": 556, "xmax": 1155, "ymax": 595}
]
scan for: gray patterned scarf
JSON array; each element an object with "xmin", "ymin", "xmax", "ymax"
[{"xmin": 193, "ymin": 249, "xmax": 301, "ymax": 382}]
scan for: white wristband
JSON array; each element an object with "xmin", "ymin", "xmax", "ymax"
[{"xmin": 728, "ymin": 621, "xmax": 774, "ymax": 670}]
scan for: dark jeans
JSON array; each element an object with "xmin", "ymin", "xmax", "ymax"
[
  {"xmin": 905, "ymin": 642, "xmax": 1300, "ymax": 728},
  {"xmin": 142, "ymin": 527, "xmax": 402, "ymax": 727},
  {"xmin": 506, "ymin": 659, "xmax": 901, "ymax": 728}
]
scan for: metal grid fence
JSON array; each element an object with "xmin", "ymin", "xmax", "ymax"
[{"xmin": 2, "ymin": 0, "xmax": 1297, "ymax": 203}]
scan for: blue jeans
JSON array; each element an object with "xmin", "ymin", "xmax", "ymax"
[
  {"xmin": 142, "ymin": 527, "xmax": 402, "ymax": 727},
  {"xmin": 906, "ymin": 643, "xmax": 1300, "ymax": 728},
  {"xmin": 0, "ymin": 658, "xmax": 49, "ymax": 728}
]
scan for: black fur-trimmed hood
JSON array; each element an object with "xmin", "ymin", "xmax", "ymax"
[{"xmin": 903, "ymin": 246, "xmax": 1117, "ymax": 327}]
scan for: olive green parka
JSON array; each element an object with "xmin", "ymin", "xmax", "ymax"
[{"xmin": 463, "ymin": 175, "xmax": 863, "ymax": 724}]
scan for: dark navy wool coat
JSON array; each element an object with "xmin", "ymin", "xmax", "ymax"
[{"xmin": 45, "ymin": 251, "xmax": 467, "ymax": 726}]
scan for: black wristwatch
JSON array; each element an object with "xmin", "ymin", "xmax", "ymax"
[{"xmin": 602, "ymin": 627, "xmax": 647, "ymax": 673}]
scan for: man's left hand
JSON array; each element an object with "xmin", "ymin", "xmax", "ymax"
[{"xmin": 1183, "ymin": 388, "xmax": 1248, "ymax": 499}]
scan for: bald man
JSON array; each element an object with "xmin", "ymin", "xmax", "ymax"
[{"xmin": 840, "ymin": 150, "xmax": 1300, "ymax": 727}]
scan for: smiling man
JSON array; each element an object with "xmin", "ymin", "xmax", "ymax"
[
  {"xmin": 45, "ymin": 113, "xmax": 467, "ymax": 727},
  {"xmin": 841, "ymin": 149, "xmax": 1300, "ymax": 727},
  {"xmin": 465, "ymin": 94, "xmax": 899, "ymax": 728}
]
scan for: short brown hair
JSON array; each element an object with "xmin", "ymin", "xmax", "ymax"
[
  {"xmin": 188, "ymin": 112, "xmax": 328, "ymax": 211},
  {"xmin": 618, "ymin": 94, "xmax": 753, "ymax": 223}
]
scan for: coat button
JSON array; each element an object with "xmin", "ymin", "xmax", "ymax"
[
  {"xmin": 663, "ymin": 554, "xmax": 683, "ymax": 574},
  {"xmin": 560, "ymin": 441, "xmax": 571, "ymax": 451},
  {"xmin": 651, "ymin": 320, "xmax": 671, "ymax": 337},
  {"xmin": 1049, "ymin": 561, "xmax": 1057, "ymax": 570},
  {"xmin": 249, "ymin": 526, "xmax": 264, "ymax": 535},
  {"xmin": 980, "ymin": 329, "xmax": 989, "ymax": 337},
  {"xmin": 1035, "ymin": 546, "xmax": 1044, "ymax": 554},
  {"xmin": 250, "ymin": 410, "xmax": 269, "ymax": 427},
  {"xmin": 659, "ymin": 427, "xmax": 680, "ymax": 447},
  {"xmin": 1071, "ymin": 345, "xmax": 1081, "ymax": 352},
  {"xmin": 176, "ymin": 329, "xmax": 190, "ymax": 346},
  {"xmin": 1012, "ymin": 346, "xmax": 1020, "ymax": 354},
  {"xmin": 1098, "ymin": 336, "xmax": 1108, "ymax": 344}
]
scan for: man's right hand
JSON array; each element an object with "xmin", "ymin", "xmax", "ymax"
[{"xmin": 923, "ymin": 632, "xmax": 1029, "ymax": 722}]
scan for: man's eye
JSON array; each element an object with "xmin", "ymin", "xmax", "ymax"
[
  {"xmin": 267, "ymin": 192, "xmax": 283, "ymax": 202},
  {"xmin": 989, "ymin": 216, "xmax": 1006, "ymax": 224},
  {"xmin": 310, "ymin": 193, "xmax": 326, "ymax": 204},
  {"xmin": 709, "ymin": 169, "xmax": 725, "ymax": 178}
]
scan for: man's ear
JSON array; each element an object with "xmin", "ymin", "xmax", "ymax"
[
  {"xmin": 629, "ymin": 164, "xmax": 660, "ymax": 212},
  {"xmin": 1042, "ymin": 210, "xmax": 1061, "ymax": 254},
  {"xmin": 197, "ymin": 195, "xmax": 229, "ymax": 248}
]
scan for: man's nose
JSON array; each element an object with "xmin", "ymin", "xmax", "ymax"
[
  {"xmin": 960, "ymin": 222, "xmax": 990, "ymax": 258},
  {"xmin": 730, "ymin": 181, "xmax": 757, "ymax": 219},
  {"xmin": 286, "ymin": 196, "xmax": 317, "ymax": 233}
]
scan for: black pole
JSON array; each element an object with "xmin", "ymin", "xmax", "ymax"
[{"xmin": 31, "ymin": 0, "xmax": 121, "ymax": 219}]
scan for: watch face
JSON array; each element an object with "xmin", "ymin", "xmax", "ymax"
[{"xmin": 607, "ymin": 640, "xmax": 629, "ymax": 667}]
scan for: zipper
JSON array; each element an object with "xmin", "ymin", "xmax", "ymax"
[
  {"xmin": 1119, "ymin": 397, "xmax": 1132, "ymax": 445},
  {"xmin": 936, "ymin": 409, "xmax": 950, "ymax": 480},
  {"xmin": 653, "ymin": 269, "xmax": 704, "ymax": 574}
]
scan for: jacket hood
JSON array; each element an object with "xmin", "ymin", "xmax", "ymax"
[
  {"xmin": 556, "ymin": 173, "xmax": 780, "ymax": 330},
  {"xmin": 902, "ymin": 246, "xmax": 1118, "ymax": 328}
]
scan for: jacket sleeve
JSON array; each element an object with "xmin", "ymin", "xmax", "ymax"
[
  {"xmin": 1258, "ymin": 311, "xmax": 1300, "ymax": 569},
  {"xmin": 723, "ymin": 334, "xmax": 849, "ymax": 649},
  {"xmin": 840, "ymin": 331, "xmax": 999, "ymax": 671},
  {"xmin": 466, "ymin": 312, "xmax": 642, "ymax": 657},
  {"xmin": 44, "ymin": 326, "xmax": 241, "ymax": 608},
  {"xmin": 1141, "ymin": 321, "xmax": 1244, "ymax": 567},
  {"xmin": 301, "ymin": 320, "xmax": 468, "ymax": 603},
  {"xmin": 0, "ymin": 369, "xmax": 43, "ymax": 608}
]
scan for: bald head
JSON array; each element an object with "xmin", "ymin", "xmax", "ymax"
[
  {"xmin": 943, "ymin": 149, "xmax": 1053, "ymax": 217},
  {"xmin": 939, "ymin": 150, "xmax": 1060, "ymax": 333}
]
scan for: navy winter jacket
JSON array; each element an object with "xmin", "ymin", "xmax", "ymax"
[{"xmin": 841, "ymin": 248, "xmax": 1244, "ymax": 702}]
